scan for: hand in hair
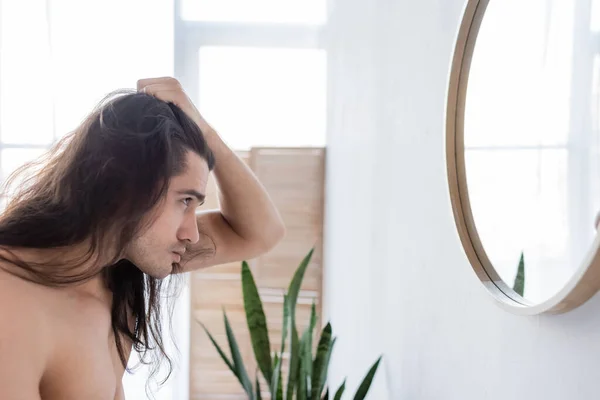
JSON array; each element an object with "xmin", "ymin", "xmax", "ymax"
[{"xmin": 137, "ymin": 77, "xmax": 215, "ymax": 136}]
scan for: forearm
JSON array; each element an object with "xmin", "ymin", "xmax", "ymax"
[{"xmin": 203, "ymin": 129, "xmax": 285, "ymax": 249}]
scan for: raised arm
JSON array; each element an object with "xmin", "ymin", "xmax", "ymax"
[{"xmin": 137, "ymin": 77, "xmax": 286, "ymax": 271}]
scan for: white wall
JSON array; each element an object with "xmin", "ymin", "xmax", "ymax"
[{"xmin": 323, "ymin": 0, "xmax": 600, "ymax": 399}]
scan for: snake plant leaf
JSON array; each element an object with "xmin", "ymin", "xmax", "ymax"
[
  {"xmin": 271, "ymin": 351, "xmax": 282, "ymax": 400},
  {"xmin": 297, "ymin": 299, "xmax": 317, "ymax": 399},
  {"xmin": 352, "ymin": 356, "xmax": 382, "ymax": 400},
  {"xmin": 311, "ymin": 323, "xmax": 333, "ymax": 399},
  {"xmin": 333, "ymin": 378, "xmax": 346, "ymax": 400},
  {"xmin": 298, "ymin": 329, "xmax": 312, "ymax": 400},
  {"xmin": 197, "ymin": 319, "xmax": 236, "ymax": 379},
  {"xmin": 303, "ymin": 330, "xmax": 314, "ymax": 385},
  {"xmin": 223, "ymin": 311, "xmax": 254, "ymax": 396},
  {"xmin": 273, "ymin": 357, "xmax": 283, "ymax": 400},
  {"xmin": 321, "ymin": 337, "xmax": 337, "ymax": 397},
  {"xmin": 280, "ymin": 295, "xmax": 290, "ymax": 359},
  {"xmin": 276, "ymin": 356, "xmax": 284, "ymax": 400},
  {"xmin": 271, "ymin": 295, "xmax": 289, "ymax": 399},
  {"xmin": 309, "ymin": 300, "xmax": 317, "ymax": 338},
  {"xmin": 286, "ymin": 248, "xmax": 314, "ymax": 399},
  {"xmin": 256, "ymin": 375, "xmax": 262, "ymax": 400},
  {"xmin": 287, "ymin": 325, "xmax": 300, "ymax": 400},
  {"xmin": 322, "ymin": 388, "xmax": 329, "ymax": 400},
  {"xmin": 305, "ymin": 302, "xmax": 317, "ymax": 382},
  {"xmin": 513, "ymin": 251, "xmax": 525, "ymax": 297},
  {"xmin": 242, "ymin": 261, "xmax": 273, "ymax": 385}
]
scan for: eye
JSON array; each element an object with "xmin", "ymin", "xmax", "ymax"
[{"xmin": 181, "ymin": 197, "xmax": 193, "ymax": 206}]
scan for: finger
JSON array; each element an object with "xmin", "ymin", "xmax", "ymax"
[
  {"xmin": 144, "ymin": 87, "xmax": 210, "ymax": 132},
  {"xmin": 137, "ymin": 77, "xmax": 179, "ymax": 91},
  {"xmin": 142, "ymin": 85, "xmax": 198, "ymax": 119},
  {"xmin": 140, "ymin": 83, "xmax": 174, "ymax": 95},
  {"xmin": 141, "ymin": 84, "xmax": 186, "ymax": 105},
  {"xmin": 137, "ymin": 77, "xmax": 181, "ymax": 92}
]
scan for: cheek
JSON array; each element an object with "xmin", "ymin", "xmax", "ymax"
[{"xmin": 150, "ymin": 206, "xmax": 184, "ymax": 237}]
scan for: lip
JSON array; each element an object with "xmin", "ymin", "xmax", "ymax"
[{"xmin": 172, "ymin": 252, "xmax": 182, "ymax": 262}]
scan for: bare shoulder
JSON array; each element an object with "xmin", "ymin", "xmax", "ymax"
[
  {"xmin": 0, "ymin": 268, "xmax": 50, "ymax": 398},
  {"xmin": 0, "ymin": 267, "xmax": 49, "ymax": 338}
]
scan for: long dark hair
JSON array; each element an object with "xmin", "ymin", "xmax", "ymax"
[{"xmin": 0, "ymin": 90, "xmax": 215, "ymax": 391}]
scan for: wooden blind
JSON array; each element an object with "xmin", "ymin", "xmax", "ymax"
[{"xmin": 190, "ymin": 147, "xmax": 326, "ymax": 399}]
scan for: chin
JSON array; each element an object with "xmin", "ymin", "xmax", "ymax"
[
  {"xmin": 143, "ymin": 263, "xmax": 173, "ymax": 280},
  {"xmin": 157, "ymin": 264, "xmax": 175, "ymax": 279},
  {"xmin": 151, "ymin": 270, "xmax": 170, "ymax": 280}
]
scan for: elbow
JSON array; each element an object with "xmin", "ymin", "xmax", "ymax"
[{"xmin": 261, "ymin": 218, "xmax": 286, "ymax": 252}]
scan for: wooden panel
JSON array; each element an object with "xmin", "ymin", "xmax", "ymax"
[
  {"xmin": 190, "ymin": 147, "xmax": 325, "ymax": 399},
  {"xmin": 250, "ymin": 148, "xmax": 325, "ymax": 293}
]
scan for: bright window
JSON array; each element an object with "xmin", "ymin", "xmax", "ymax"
[{"xmin": 198, "ymin": 46, "xmax": 326, "ymax": 149}]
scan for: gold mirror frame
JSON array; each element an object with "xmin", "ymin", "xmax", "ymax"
[{"xmin": 446, "ymin": 0, "xmax": 600, "ymax": 315}]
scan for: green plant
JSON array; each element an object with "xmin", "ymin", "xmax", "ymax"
[
  {"xmin": 512, "ymin": 251, "xmax": 525, "ymax": 297},
  {"xmin": 198, "ymin": 247, "xmax": 382, "ymax": 400}
]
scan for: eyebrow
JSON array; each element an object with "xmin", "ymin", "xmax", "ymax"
[{"xmin": 176, "ymin": 189, "xmax": 206, "ymax": 203}]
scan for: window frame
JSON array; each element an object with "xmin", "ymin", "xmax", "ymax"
[{"xmin": 173, "ymin": 0, "xmax": 327, "ymax": 115}]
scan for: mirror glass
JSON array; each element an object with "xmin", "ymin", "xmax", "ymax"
[{"xmin": 464, "ymin": 0, "xmax": 600, "ymax": 303}]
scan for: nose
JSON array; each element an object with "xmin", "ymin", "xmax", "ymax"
[{"xmin": 177, "ymin": 213, "xmax": 200, "ymax": 244}]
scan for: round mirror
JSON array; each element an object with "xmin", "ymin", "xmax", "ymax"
[{"xmin": 447, "ymin": 0, "xmax": 600, "ymax": 314}]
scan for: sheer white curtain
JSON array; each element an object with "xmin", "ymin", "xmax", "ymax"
[{"xmin": 0, "ymin": 1, "xmax": 188, "ymax": 399}]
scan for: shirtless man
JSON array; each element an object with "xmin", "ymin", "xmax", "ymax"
[{"xmin": 0, "ymin": 77, "xmax": 285, "ymax": 399}]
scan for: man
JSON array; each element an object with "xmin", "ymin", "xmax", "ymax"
[{"xmin": 0, "ymin": 77, "xmax": 285, "ymax": 399}]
